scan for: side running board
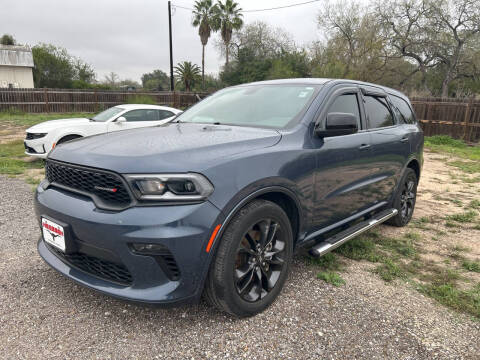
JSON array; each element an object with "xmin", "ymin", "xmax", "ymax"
[{"xmin": 309, "ymin": 208, "xmax": 398, "ymax": 258}]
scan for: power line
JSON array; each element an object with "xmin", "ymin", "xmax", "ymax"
[
  {"xmin": 172, "ymin": 0, "xmax": 322, "ymax": 13},
  {"xmin": 172, "ymin": 4, "xmax": 193, "ymax": 11},
  {"xmin": 242, "ymin": 0, "xmax": 322, "ymax": 12}
]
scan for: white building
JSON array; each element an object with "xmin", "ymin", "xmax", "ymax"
[{"xmin": 0, "ymin": 45, "xmax": 34, "ymax": 88}]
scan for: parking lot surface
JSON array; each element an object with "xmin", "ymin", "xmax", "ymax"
[{"xmin": 1, "ymin": 174, "xmax": 479, "ymax": 359}]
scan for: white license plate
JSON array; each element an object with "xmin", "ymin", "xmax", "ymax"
[{"xmin": 42, "ymin": 218, "xmax": 66, "ymax": 252}]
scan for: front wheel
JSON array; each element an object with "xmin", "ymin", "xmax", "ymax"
[
  {"xmin": 204, "ymin": 199, "xmax": 293, "ymax": 317},
  {"xmin": 387, "ymin": 168, "xmax": 418, "ymax": 227}
]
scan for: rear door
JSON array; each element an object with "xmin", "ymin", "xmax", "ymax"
[
  {"xmin": 360, "ymin": 87, "xmax": 409, "ymax": 203},
  {"xmin": 311, "ymin": 86, "xmax": 377, "ymax": 229},
  {"xmin": 390, "ymin": 94, "xmax": 423, "ymax": 156}
]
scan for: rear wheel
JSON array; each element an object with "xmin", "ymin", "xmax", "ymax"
[
  {"xmin": 204, "ymin": 200, "xmax": 293, "ymax": 317},
  {"xmin": 387, "ymin": 168, "xmax": 418, "ymax": 227},
  {"xmin": 57, "ymin": 134, "xmax": 82, "ymax": 145}
]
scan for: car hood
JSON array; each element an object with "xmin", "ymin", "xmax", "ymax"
[
  {"xmin": 26, "ymin": 118, "xmax": 91, "ymax": 133},
  {"xmin": 48, "ymin": 122, "xmax": 282, "ymax": 173}
]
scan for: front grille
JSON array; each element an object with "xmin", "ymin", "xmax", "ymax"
[
  {"xmin": 45, "ymin": 160, "xmax": 132, "ymax": 209},
  {"xmin": 47, "ymin": 244, "xmax": 133, "ymax": 285},
  {"xmin": 26, "ymin": 132, "xmax": 46, "ymax": 140}
]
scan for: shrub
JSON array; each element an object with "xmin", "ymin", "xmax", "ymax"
[
  {"xmin": 425, "ymin": 135, "xmax": 465, "ymax": 148},
  {"xmin": 126, "ymin": 95, "xmax": 157, "ymax": 105}
]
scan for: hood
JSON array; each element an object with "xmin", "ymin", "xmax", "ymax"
[
  {"xmin": 48, "ymin": 122, "xmax": 281, "ymax": 173},
  {"xmin": 26, "ymin": 118, "xmax": 91, "ymax": 133}
]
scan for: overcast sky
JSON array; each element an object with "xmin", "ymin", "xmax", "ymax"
[{"xmin": 2, "ymin": 0, "xmax": 324, "ymax": 83}]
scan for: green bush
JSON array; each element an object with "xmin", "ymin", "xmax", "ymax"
[
  {"xmin": 126, "ymin": 95, "xmax": 157, "ymax": 105},
  {"xmin": 0, "ymin": 107, "xmax": 26, "ymax": 117},
  {"xmin": 424, "ymin": 135, "xmax": 466, "ymax": 148}
]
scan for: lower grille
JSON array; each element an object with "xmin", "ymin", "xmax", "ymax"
[
  {"xmin": 47, "ymin": 244, "xmax": 133, "ymax": 285},
  {"xmin": 25, "ymin": 144, "xmax": 38, "ymax": 154},
  {"xmin": 153, "ymin": 248, "xmax": 181, "ymax": 281}
]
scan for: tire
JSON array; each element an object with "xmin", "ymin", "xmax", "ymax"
[
  {"xmin": 57, "ymin": 135, "xmax": 82, "ymax": 145},
  {"xmin": 386, "ymin": 168, "xmax": 418, "ymax": 227},
  {"xmin": 204, "ymin": 199, "xmax": 293, "ymax": 317}
]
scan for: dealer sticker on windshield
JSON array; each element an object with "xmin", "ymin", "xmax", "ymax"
[{"xmin": 42, "ymin": 218, "xmax": 66, "ymax": 252}]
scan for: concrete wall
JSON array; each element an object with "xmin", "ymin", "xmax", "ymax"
[{"xmin": 0, "ymin": 66, "xmax": 34, "ymax": 88}]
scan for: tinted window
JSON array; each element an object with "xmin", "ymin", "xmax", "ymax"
[
  {"xmin": 123, "ymin": 109, "xmax": 158, "ymax": 122},
  {"xmin": 328, "ymin": 94, "xmax": 360, "ymax": 125},
  {"xmin": 92, "ymin": 106, "xmax": 124, "ymax": 122},
  {"xmin": 158, "ymin": 110, "xmax": 175, "ymax": 120},
  {"xmin": 391, "ymin": 96, "xmax": 416, "ymax": 124},
  {"xmin": 176, "ymin": 85, "xmax": 317, "ymax": 129},
  {"xmin": 364, "ymin": 96, "xmax": 394, "ymax": 128}
]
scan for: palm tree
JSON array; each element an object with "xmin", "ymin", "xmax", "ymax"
[
  {"xmin": 213, "ymin": 0, "xmax": 243, "ymax": 66},
  {"xmin": 192, "ymin": 0, "xmax": 217, "ymax": 89},
  {"xmin": 174, "ymin": 61, "xmax": 201, "ymax": 92}
]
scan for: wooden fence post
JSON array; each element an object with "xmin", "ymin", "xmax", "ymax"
[
  {"xmin": 44, "ymin": 88, "xmax": 49, "ymax": 113},
  {"xmin": 463, "ymin": 99, "xmax": 471, "ymax": 142},
  {"xmin": 94, "ymin": 89, "xmax": 98, "ymax": 112},
  {"xmin": 173, "ymin": 91, "xmax": 178, "ymax": 108}
]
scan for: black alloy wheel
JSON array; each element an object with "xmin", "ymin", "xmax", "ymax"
[
  {"xmin": 400, "ymin": 178, "xmax": 416, "ymax": 221},
  {"xmin": 234, "ymin": 219, "xmax": 286, "ymax": 302},
  {"xmin": 204, "ymin": 199, "xmax": 293, "ymax": 317},
  {"xmin": 387, "ymin": 168, "xmax": 418, "ymax": 227}
]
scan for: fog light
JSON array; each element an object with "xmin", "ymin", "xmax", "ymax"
[{"xmin": 130, "ymin": 243, "xmax": 167, "ymax": 255}]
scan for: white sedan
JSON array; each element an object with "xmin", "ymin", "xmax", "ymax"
[{"xmin": 24, "ymin": 104, "xmax": 182, "ymax": 158}]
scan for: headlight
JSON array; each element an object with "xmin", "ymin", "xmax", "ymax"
[
  {"xmin": 125, "ymin": 173, "xmax": 214, "ymax": 202},
  {"xmin": 26, "ymin": 132, "xmax": 47, "ymax": 140}
]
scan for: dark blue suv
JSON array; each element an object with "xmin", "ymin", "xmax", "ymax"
[{"xmin": 35, "ymin": 79, "xmax": 423, "ymax": 317}]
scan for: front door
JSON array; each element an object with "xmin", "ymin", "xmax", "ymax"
[{"xmin": 311, "ymin": 87, "xmax": 377, "ymax": 230}]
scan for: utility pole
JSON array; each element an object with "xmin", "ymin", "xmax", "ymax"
[{"xmin": 168, "ymin": 1, "xmax": 174, "ymax": 91}]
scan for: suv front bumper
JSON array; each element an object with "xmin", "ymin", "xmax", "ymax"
[{"xmin": 35, "ymin": 183, "xmax": 223, "ymax": 304}]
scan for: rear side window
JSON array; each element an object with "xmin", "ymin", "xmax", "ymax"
[
  {"xmin": 327, "ymin": 94, "xmax": 361, "ymax": 123},
  {"xmin": 158, "ymin": 110, "xmax": 175, "ymax": 120},
  {"xmin": 364, "ymin": 96, "xmax": 394, "ymax": 128},
  {"xmin": 391, "ymin": 96, "xmax": 416, "ymax": 124},
  {"xmin": 123, "ymin": 109, "xmax": 162, "ymax": 122},
  {"xmin": 123, "ymin": 109, "xmax": 151, "ymax": 122}
]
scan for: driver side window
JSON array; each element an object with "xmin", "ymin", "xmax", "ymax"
[{"xmin": 327, "ymin": 93, "xmax": 361, "ymax": 127}]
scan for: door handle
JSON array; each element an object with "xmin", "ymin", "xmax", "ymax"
[
  {"xmin": 359, "ymin": 144, "xmax": 371, "ymax": 150},
  {"xmin": 400, "ymin": 136, "xmax": 409, "ymax": 143}
]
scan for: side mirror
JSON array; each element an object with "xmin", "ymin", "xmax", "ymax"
[
  {"xmin": 315, "ymin": 112, "xmax": 358, "ymax": 138},
  {"xmin": 116, "ymin": 116, "xmax": 127, "ymax": 124}
]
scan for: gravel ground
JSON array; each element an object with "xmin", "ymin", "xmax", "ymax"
[{"xmin": 1, "ymin": 175, "xmax": 479, "ymax": 359}]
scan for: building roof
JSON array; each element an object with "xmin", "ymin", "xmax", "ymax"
[{"xmin": 0, "ymin": 45, "xmax": 34, "ymax": 68}]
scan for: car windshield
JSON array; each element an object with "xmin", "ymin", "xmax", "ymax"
[
  {"xmin": 176, "ymin": 85, "xmax": 318, "ymax": 129},
  {"xmin": 91, "ymin": 106, "xmax": 124, "ymax": 122}
]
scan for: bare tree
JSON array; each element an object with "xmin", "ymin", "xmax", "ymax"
[
  {"xmin": 104, "ymin": 72, "xmax": 119, "ymax": 87},
  {"xmin": 317, "ymin": 1, "xmax": 386, "ymax": 81},
  {"xmin": 429, "ymin": 0, "xmax": 480, "ymax": 97},
  {"xmin": 375, "ymin": 0, "xmax": 438, "ymax": 93},
  {"xmin": 376, "ymin": 0, "xmax": 480, "ymax": 96}
]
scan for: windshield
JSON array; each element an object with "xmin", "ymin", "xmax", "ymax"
[
  {"xmin": 177, "ymin": 85, "xmax": 317, "ymax": 129},
  {"xmin": 92, "ymin": 106, "xmax": 124, "ymax": 122}
]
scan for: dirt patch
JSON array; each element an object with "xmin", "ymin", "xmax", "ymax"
[
  {"xmin": 0, "ymin": 123, "xmax": 26, "ymax": 144},
  {"xmin": 379, "ymin": 149, "xmax": 480, "ymax": 288}
]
